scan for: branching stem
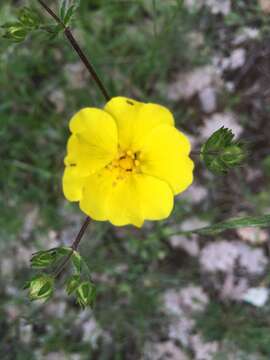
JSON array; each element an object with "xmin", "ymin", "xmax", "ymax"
[
  {"xmin": 37, "ymin": 0, "xmax": 110, "ymax": 101},
  {"xmin": 54, "ymin": 217, "xmax": 91, "ymax": 278},
  {"xmin": 37, "ymin": 0, "xmax": 107, "ymax": 278}
]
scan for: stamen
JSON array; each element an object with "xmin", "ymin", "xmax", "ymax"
[
  {"xmin": 126, "ymin": 150, "xmax": 134, "ymax": 158},
  {"xmin": 107, "ymin": 150, "xmax": 141, "ymax": 180}
]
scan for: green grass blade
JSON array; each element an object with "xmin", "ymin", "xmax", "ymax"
[{"xmin": 165, "ymin": 214, "xmax": 270, "ymax": 237}]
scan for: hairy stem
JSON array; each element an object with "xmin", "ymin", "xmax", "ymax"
[
  {"xmin": 54, "ymin": 217, "xmax": 91, "ymax": 278},
  {"xmin": 37, "ymin": 0, "xmax": 110, "ymax": 101},
  {"xmin": 37, "ymin": 1, "xmax": 102, "ymax": 277},
  {"xmin": 190, "ymin": 150, "xmax": 229, "ymax": 156},
  {"xmin": 71, "ymin": 216, "xmax": 91, "ymax": 251}
]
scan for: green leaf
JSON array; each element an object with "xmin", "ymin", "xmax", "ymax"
[
  {"xmin": 27, "ymin": 274, "xmax": 54, "ymax": 301},
  {"xmin": 63, "ymin": 5, "xmax": 75, "ymax": 25},
  {"xmin": 40, "ymin": 23, "xmax": 64, "ymax": 39},
  {"xmin": 201, "ymin": 127, "xmax": 247, "ymax": 174},
  {"xmin": 30, "ymin": 247, "xmax": 72, "ymax": 269},
  {"xmin": 166, "ymin": 214, "xmax": 270, "ymax": 237},
  {"xmin": 65, "ymin": 274, "xmax": 81, "ymax": 295},
  {"xmin": 18, "ymin": 7, "xmax": 40, "ymax": 29},
  {"xmin": 31, "ymin": 250, "xmax": 57, "ymax": 269},
  {"xmin": 23, "ymin": 280, "xmax": 31, "ymax": 290},
  {"xmin": 71, "ymin": 251, "xmax": 82, "ymax": 273},
  {"xmin": 194, "ymin": 215, "xmax": 270, "ymax": 235},
  {"xmin": 76, "ymin": 281, "xmax": 96, "ymax": 308},
  {"xmin": 1, "ymin": 7, "xmax": 41, "ymax": 43},
  {"xmin": 2, "ymin": 23, "xmax": 28, "ymax": 42},
  {"xmin": 57, "ymin": 246, "xmax": 73, "ymax": 256},
  {"xmin": 59, "ymin": 0, "xmax": 80, "ymax": 25},
  {"xmin": 37, "ymin": 281, "xmax": 52, "ymax": 297},
  {"xmin": 60, "ymin": 0, "xmax": 70, "ymax": 21}
]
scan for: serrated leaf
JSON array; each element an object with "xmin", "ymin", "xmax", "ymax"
[
  {"xmin": 201, "ymin": 127, "xmax": 247, "ymax": 174},
  {"xmin": 31, "ymin": 247, "xmax": 72, "ymax": 269},
  {"xmin": 2, "ymin": 23, "xmax": 28, "ymax": 42},
  {"xmin": 63, "ymin": 5, "xmax": 75, "ymax": 25},
  {"xmin": 31, "ymin": 250, "xmax": 57, "ymax": 269},
  {"xmin": 57, "ymin": 246, "xmax": 73, "ymax": 256},
  {"xmin": 60, "ymin": 0, "xmax": 80, "ymax": 25},
  {"xmin": 60, "ymin": 0, "xmax": 70, "ymax": 20},
  {"xmin": 18, "ymin": 7, "xmax": 40, "ymax": 29},
  {"xmin": 1, "ymin": 7, "xmax": 41, "ymax": 43}
]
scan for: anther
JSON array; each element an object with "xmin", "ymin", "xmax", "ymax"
[{"xmin": 127, "ymin": 150, "xmax": 133, "ymax": 157}]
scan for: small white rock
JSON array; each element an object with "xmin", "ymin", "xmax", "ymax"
[
  {"xmin": 181, "ymin": 217, "xmax": 209, "ymax": 232},
  {"xmin": 184, "ymin": 0, "xmax": 204, "ymax": 10},
  {"xmin": 19, "ymin": 321, "xmax": 32, "ymax": 344},
  {"xmin": 163, "ymin": 289, "xmax": 183, "ymax": 316},
  {"xmin": 143, "ymin": 341, "xmax": 189, "ymax": 360},
  {"xmin": 182, "ymin": 183, "xmax": 208, "ymax": 204},
  {"xmin": 65, "ymin": 62, "xmax": 88, "ymax": 89},
  {"xmin": 233, "ymin": 27, "xmax": 260, "ymax": 45},
  {"xmin": 169, "ymin": 317, "xmax": 195, "ymax": 347},
  {"xmin": 229, "ymin": 48, "xmax": 246, "ymax": 70},
  {"xmin": 48, "ymin": 89, "xmax": 66, "ymax": 113},
  {"xmin": 82, "ymin": 318, "xmax": 103, "ymax": 348},
  {"xmin": 169, "ymin": 235, "xmax": 200, "ymax": 257},
  {"xmin": 237, "ymin": 227, "xmax": 268, "ymax": 245},
  {"xmin": 199, "ymin": 86, "xmax": 217, "ymax": 113},
  {"xmin": 190, "ymin": 333, "xmax": 219, "ymax": 360},
  {"xmin": 200, "ymin": 112, "xmax": 242, "ymax": 140},
  {"xmin": 259, "ymin": 0, "xmax": 270, "ymax": 13},
  {"xmin": 179, "ymin": 286, "xmax": 209, "ymax": 313},
  {"xmin": 206, "ymin": 0, "xmax": 231, "ymax": 15},
  {"xmin": 242, "ymin": 287, "xmax": 269, "ymax": 307},
  {"xmin": 167, "ymin": 66, "xmax": 221, "ymax": 101}
]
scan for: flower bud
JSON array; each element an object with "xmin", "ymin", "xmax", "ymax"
[
  {"xmin": 18, "ymin": 7, "xmax": 39, "ymax": 29},
  {"xmin": 201, "ymin": 127, "xmax": 247, "ymax": 174},
  {"xmin": 31, "ymin": 250, "xmax": 57, "ymax": 269},
  {"xmin": 30, "ymin": 247, "xmax": 72, "ymax": 269},
  {"xmin": 27, "ymin": 275, "xmax": 54, "ymax": 301},
  {"xmin": 221, "ymin": 144, "xmax": 246, "ymax": 167},
  {"xmin": 76, "ymin": 281, "xmax": 96, "ymax": 308},
  {"xmin": 3, "ymin": 25, "xmax": 27, "ymax": 42},
  {"xmin": 65, "ymin": 274, "xmax": 80, "ymax": 295}
]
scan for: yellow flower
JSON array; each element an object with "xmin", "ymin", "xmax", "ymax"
[{"xmin": 63, "ymin": 97, "xmax": 194, "ymax": 227}]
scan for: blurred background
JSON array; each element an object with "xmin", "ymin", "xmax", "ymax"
[{"xmin": 1, "ymin": 0, "xmax": 270, "ymax": 359}]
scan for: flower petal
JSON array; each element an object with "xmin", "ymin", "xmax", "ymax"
[
  {"xmin": 106, "ymin": 175, "xmax": 143, "ymax": 227},
  {"xmin": 63, "ymin": 108, "xmax": 118, "ymax": 202},
  {"xmin": 104, "ymin": 96, "xmax": 174, "ymax": 151},
  {"xmin": 79, "ymin": 170, "xmax": 174, "ymax": 227},
  {"xmin": 133, "ymin": 174, "xmax": 174, "ymax": 221},
  {"xmin": 140, "ymin": 124, "xmax": 194, "ymax": 194},
  {"xmin": 79, "ymin": 169, "xmax": 115, "ymax": 221},
  {"xmin": 63, "ymin": 166, "xmax": 88, "ymax": 201},
  {"xmin": 68, "ymin": 107, "xmax": 118, "ymax": 172}
]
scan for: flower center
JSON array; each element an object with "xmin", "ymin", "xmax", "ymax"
[
  {"xmin": 107, "ymin": 150, "xmax": 141, "ymax": 179},
  {"xmin": 119, "ymin": 157, "xmax": 134, "ymax": 171}
]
